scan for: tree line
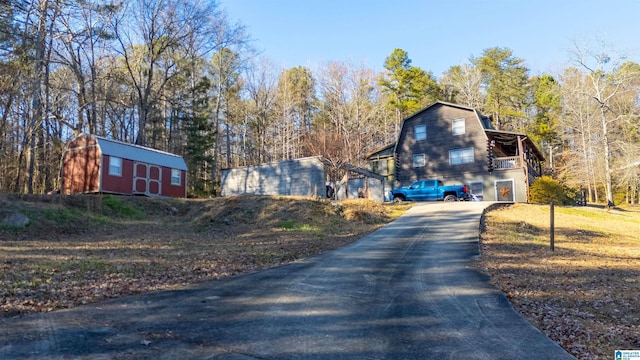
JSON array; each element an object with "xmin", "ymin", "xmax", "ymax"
[{"xmin": 1, "ymin": 0, "xmax": 639, "ymax": 204}]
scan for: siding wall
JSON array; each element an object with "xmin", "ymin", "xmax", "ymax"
[
  {"xmin": 221, "ymin": 157, "xmax": 326, "ymax": 197},
  {"xmin": 396, "ymin": 103, "xmax": 487, "ymax": 183},
  {"xmin": 161, "ymin": 167, "xmax": 187, "ymax": 198},
  {"xmin": 337, "ymin": 177, "xmax": 386, "ymax": 202},
  {"xmin": 457, "ymin": 169, "xmax": 528, "ymax": 202},
  {"xmin": 394, "ymin": 103, "xmax": 531, "ymax": 202},
  {"xmin": 62, "ymin": 136, "xmax": 101, "ymax": 194},
  {"xmin": 101, "ymin": 156, "xmax": 135, "ymax": 194}
]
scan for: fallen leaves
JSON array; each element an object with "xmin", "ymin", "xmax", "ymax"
[
  {"xmin": 481, "ymin": 203, "xmax": 640, "ymax": 360},
  {"xmin": 1, "ymin": 195, "xmax": 408, "ymax": 319}
]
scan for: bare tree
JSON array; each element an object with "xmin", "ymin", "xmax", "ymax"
[
  {"xmin": 616, "ymin": 141, "xmax": 640, "ymax": 204},
  {"xmin": 317, "ymin": 61, "xmax": 349, "ymax": 139},
  {"xmin": 17, "ymin": 0, "xmax": 64, "ymax": 193},
  {"xmin": 571, "ymin": 40, "xmax": 640, "ymax": 205},
  {"xmin": 274, "ymin": 66, "xmax": 316, "ymax": 161},
  {"xmin": 206, "ymin": 12, "xmax": 250, "ymax": 188},
  {"xmin": 112, "ymin": 0, "xmax": 205, "ymax": 146},
  {"xmin": 244, "ymin": 57, "xmax": 279, "ymax": 164},
  {"xmin": 440, "ymin": 62, "xmax": 484, "ymax": 110},
  {"xmin": 316, "ymin": 61, "xmax": 384, "ymax": 164},
  {"xmin": 559, "ymin": 67, "xmax": 601, "ymax": 202},
  {"xmin": 346, "ymin": 64, "xmax": 386, "ymax": 163},
  {"xmin": 609, "ymin": 62, "xmax": 640, "ymax": 204},
  {"xmin": 51, "ymin": 1, "xmax": 115, "ymax": 136},
  {"xmin": 300, "ymin": 128, "xmax": 348, "ymax": 195}
]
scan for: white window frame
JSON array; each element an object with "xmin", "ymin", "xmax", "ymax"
[
  {"xmin": 452, "ymin": 118, "xmax": 465, "ymax": 135},
  {"xmin": 109, "ymin": 156, "xmax": 122, "ymax": 176},
  {"xmin": 449, "ymin": 147, "xmax": 474, "ymax": 165},
  {"xmin": 171, "ymin": 169, "xmax": 181, "ymax": 186},
  {"xmin": 413, "ymin": 153, "xmax": 425, "ymax": 168},
  {"xmin": 414, "ymin": 124, "xmax": 426, "ymax": 141}
]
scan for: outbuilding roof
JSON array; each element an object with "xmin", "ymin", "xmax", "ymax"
[{"xmin": 94, "ymin": 136, "xmax": 188, "ymax": 171}]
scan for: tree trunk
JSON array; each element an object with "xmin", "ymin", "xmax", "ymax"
[
  {"xmin": 211, "ymin": 80, "xmax": 223, "ymax": 193},
  {"xmin": 28, "ymin": 0, "xmax": 50, "ymax": 194},
  {"xmin": 599, "ymin": 105, "xmax": 614, "ymax": 206}
]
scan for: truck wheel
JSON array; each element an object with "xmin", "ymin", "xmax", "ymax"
[
  {"xmin": 443, "ymin": 195, "xmax": 457, "ymax": 202},
  {"xmin": 393, "ymin": 196, "xmax": 404, "ymax": 203}
]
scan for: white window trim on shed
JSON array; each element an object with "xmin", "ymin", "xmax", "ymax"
[
  {"xmin": 171, "ymin": 169, "xmax": 181, "ymax": 185},
  {"xmin": 109, "ymin": 156, "xmax": 122, "ymax": 176}
]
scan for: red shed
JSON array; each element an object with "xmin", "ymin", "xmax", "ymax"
[{"xmin": 62, "ymin": 134, "xmax": 188, "ymax": 198}]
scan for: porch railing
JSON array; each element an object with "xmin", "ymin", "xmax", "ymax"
[
  {"xmin": 493, "ymin": 156, "xmax": 520, "ymax": 170},
  {"xmin": 493, "ymin": 155, "xmax": 543, "ymax": 179}
]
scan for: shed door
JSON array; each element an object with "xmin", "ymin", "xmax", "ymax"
[
  {"xmin": 147, "ymin": 165, "xmax": 161, "ymax": 196},
  {"xmin": 133, "ymin": 162, "xmax": 162, "ymax": 196},
  {"xmin": 495, "ymin": 179, "xmax": 514, "ymax": 202},
  {"xmin": 133, "ymin": 163, "xmax": 147, "ymax": 194}
]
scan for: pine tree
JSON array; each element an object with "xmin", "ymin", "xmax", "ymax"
[
  {"xmin": 184, "ymin": 76, "xmax": 215, "ymax": 197},
  {"xmin": 379, "ymin": 48, "xmax": 440, "ymax": 136}
]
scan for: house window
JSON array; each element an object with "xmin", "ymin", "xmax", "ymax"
[
  {"xmin": 414, "ymin": 124, "xmax": 426, "ymax": 141},
  {"xmin": 377, "ymin": 159, "xmax": 388, "ymax": 175},
  {"xmin": 413, "ymin": 153, "xmax": 425, "ymax": 167},
  {"xmin": 171, "ymin": 169, "xmax": 181, "ymax": 185},
  {"xmin": 109, "ymin": 156, "xmax": 122, "ymax": 176},
  {"xmin": 449, "ymin": 148, "xmax": 474, "ymax": 165},
  {"xmin": 452, "ymin": 118, "xmax": 465, "ymax": 135}
]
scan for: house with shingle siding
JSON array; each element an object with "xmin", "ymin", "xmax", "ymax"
[{"xmin": 367, "ymin": 101, "xmax": 545, "ymax": 202}]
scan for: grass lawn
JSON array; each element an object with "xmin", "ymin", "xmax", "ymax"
[{"xmin": 480, "ymin": 203, "xmax": 640, "ymax": 360}]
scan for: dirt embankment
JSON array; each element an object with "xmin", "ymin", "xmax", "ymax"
[{"xmin": 0, "ymin": 193, "xmax": 410, "ymax": 317}]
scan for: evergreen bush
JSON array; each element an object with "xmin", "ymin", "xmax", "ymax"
[{"xmin": 529, "ymin": 176, "xmax": 576, "ymax": 205}]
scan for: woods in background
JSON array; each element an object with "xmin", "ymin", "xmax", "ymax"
[{"xmin": 1, "ymin": 0, "xmax": 640, "ymax": 204}]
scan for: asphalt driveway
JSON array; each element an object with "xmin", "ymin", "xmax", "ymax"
[{"xmin": 0, "ymin": 202, "xmax": 575, "ymax": 359}]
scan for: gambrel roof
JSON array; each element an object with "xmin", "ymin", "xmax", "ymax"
[
  {"xmin": 392, "ymin": 100, "xmax": 545, "ymax": 161},
  {"xmin": 92, "ymin": 135, "xmax": 188, "ymax": 171}
]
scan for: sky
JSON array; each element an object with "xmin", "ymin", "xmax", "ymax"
[{"xmin": 221, "ymin": 0, "xmax": 640, "ymax": 78}]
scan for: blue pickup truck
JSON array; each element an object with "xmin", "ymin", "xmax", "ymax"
[{"xmin": 391, "ymin": 179, "xmax": 471, "ymax": 202}]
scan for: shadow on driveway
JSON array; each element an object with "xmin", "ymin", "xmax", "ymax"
[{"xmin": 0, "ymin": 202, "xmax": 575, "ymax": 359}]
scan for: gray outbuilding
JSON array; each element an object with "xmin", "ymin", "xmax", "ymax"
[
  {"xmin": 221, "ymin": 156, "xmax": 386, "ymax": 201},
  {"xmin": 221, "ymin": 157, "xmax": 327, "ymax": 198}
]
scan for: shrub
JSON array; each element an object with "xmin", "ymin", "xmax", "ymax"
[{"xmin": 529, "ymin": 176, "xmax": 576, "ymax": 205}]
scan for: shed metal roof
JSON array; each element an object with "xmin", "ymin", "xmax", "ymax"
[{"xmin": 95, "ymin": 136, "xmax": 188, "ymax": 171}]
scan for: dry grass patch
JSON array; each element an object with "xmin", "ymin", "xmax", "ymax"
[
  {"xmin": 480, "ymin": 203, "xmax": 640, "ymax": 360},
  {"xmin": 0, "ymin": 194, "xmax": 411, "ymax": 318}
]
